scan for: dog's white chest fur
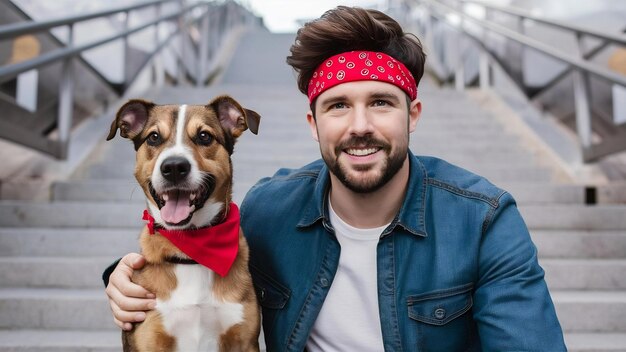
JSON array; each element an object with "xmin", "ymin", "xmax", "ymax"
[{"xmin": 156, "ymin": 265, "xmax": 244, "ymax": 351}]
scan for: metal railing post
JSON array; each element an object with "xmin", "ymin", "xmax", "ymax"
[
  {"xmin": 515, "ymin": 16, "xmax": 526, "ymax": 83},
  {"xmin": 197, "ymin": 6, "xmax": 210, "ymax": 87},
  {"xmin": 177, "ymin": 3, "xmax": 186, "ymax": 85},
  {"xmin": 122, "ymin": 10, "xmax": 130, "ymax": 88},
  {"xmin": 478, "ymin": 3, "xmax": 490, "ymax": 90},
  {"xmin": 152, "ymin": 3, "xmax": 162, "ymax": 85},
  {"xmin": 479, "ymin": 51, "xmax": 490, "ymax": 90},
  {"xmin": 573, "ymin": 32, "xmax": 593, "ymax": 154},
  {"xmin": 57, "ymin": 23, "xmax": 74, "ymax": 159},
  {"xmin": 454, "ymin": 2, "xmax": 465, "ymax": 91}
]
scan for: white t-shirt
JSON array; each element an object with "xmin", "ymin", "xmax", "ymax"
[{"xmin": 306, "ymin": 201, "xmax": 387, "ymax": 352}]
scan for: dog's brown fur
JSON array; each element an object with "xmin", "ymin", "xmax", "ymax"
[{"xmin": 108, "ymin": 96, "xmax": 261, "ymax": 352}]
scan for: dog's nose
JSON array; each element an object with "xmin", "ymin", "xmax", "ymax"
[{"xmin": 161, "ymin": 156, "xmax": 191, "ymax": 182}]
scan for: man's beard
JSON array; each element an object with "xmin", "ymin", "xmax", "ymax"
[{"xmin": 322, "ymin": 135, "xmax": 407, "ymax": 193}]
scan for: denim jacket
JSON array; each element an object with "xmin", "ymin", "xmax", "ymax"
[{"xmin": 240, "ymin": 151, "xmax": 566, "ymax": 352}]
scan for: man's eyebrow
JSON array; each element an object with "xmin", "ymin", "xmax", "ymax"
[
  {"xmin": 370, "ymin": 92, "xmax": 401, "ymax": 102},
  {"xmin": 318, "ymin": 95, "xmax": 348, "ymax": 107}
]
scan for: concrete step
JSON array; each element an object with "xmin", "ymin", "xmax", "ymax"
[
  {"xmin": 2, "ymin": 256, "xmax": 623, "ymax": 291},
  {"xmin": 81, "ymin": 162, "xmax": 555, "ymax": 183},
  {"xmin": 0, "ymin": 257, "xmax": 117, "ymax": 288},
  {"xmin": 415, "ymin": 151, "xmax": 536, "ymax": 165},
  {"xmin": 11, "ymin": 228, "xmax": 620, "ymax": 259},
  {"xmin": 101, "ymin": 124, "xmax": 512, "ymax": 157},
  {"xmin": 50, "ymin": 178, "xmax": 258, "ymax": 206},
  {"xmin": 0, "ymin": 329, "xmax": 120, "ymax": 352},
  {"xmin": 410, "ymin": 142, "xmax": 535, "ymax": 156},
  {"xmin": 519, "ymin": 205, "xmax": 626, "ymax": 230},
  {"xmin": 202, "ymin": 121, "xmax": 514, "ymax": 134},
  {"xmin": 552, "ymin": 290, "xmax": 626, "ymax": 332},
  {"xmin": 52, "ymin": 180, "xmax": 145, "ymax": 202},
  {"xmin": 1, "ymin": 287, "xmax": 623, "ymax": 333},
  {"xmin": 565, "ymin": 332, "xmax": 626, "ymax": 352},
  {"xmin": 0, "ymin": 288, "xmax": 112, "ymax": 330},
  {"xmin": 2, "ymin": 202, "xmax": 626, "ymax": 229},
  {"xmin": 91, "ymin": 138, "xmax": 533, "ymax": 166},
  {"xmin": 504, "ymin": 183, "xmax": 585, "ymax": 204},
  {"xmin": 0, "ymin": 202, "xmax": 144, "ymax": 228},
  {"xmin": 0, "ymin": 228, "xmax": 138, "ymax": 257},
  {"xmin": 76, "ymin": 158, "xmax": 550, "ymax": 186},
  {"xmin": 424, "ymin": 118, "xmax": 500, "ymax": 128},
  {"xmin": 532, "ymin": 230, "xmax": 626, "ymax": 259},
  {"xmin": 542, "ymin": 259, "xmax": 626, "ymax": 290},
  {"xmin": 55, "ymin": 179, "xmax": 583, "ymax": 204}
]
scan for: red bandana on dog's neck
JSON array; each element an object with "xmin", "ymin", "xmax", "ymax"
[
  {"xmin": 307, "ymin": 51, "xmax": 417, "ymax": 104},
  {"xmin": 142, "ymin": 203, "xmax": 240, "ymax": 277}
]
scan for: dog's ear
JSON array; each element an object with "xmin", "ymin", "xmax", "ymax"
[
  {"xmin": 107, "ymin": 99, "xmax": 154, "ymax": 141},
  {"xmin": 208, "ymin": 95, "xmax": 261, "ymax": 138}
]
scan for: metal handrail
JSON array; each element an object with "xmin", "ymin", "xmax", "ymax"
[
  {"xmin": 0, "ymin": 0, "xmax": 171, "ymax": 40},
  {"xmin": 417, "ymin": 0, "xmax": 626, "ymax": 161},
  {"xmin": 427, "ymin": 0, "xmax": 626, "ymax": 87},
  {"xmin": 0, "ymin": 2, "xmax": 204, "ymax": 80},
  {"xmin": 0, "ymin": 0, "xmax": 259, "ymax": 159},
  {"xmin": 459, "ymin": 0, "xmax": 626, "ymax": 47}
]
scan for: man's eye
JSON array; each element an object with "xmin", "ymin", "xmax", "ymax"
[
  {"xmin": 373, "ymin": 100, "xmax": 389, "ymax": 107},
  {"xmin": 197, "ymin": 131, "xmax": 213, "ymax": 145},
  {"xmin": 147, "ymin": 132, "xmax": 162, "ymax": 146},
  {"xmin": 331, "ymin": 102, "xmax": 346, "ymax": 109}
]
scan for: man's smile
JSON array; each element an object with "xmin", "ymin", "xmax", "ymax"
[{"xmin": 345, "ymin": 147, "xmax": 381, "ymax": 157}]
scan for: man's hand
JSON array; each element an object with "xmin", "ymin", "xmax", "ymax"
[{"xmin": 105, "ymin": 253, "xmax": 156, "ymax": 331}]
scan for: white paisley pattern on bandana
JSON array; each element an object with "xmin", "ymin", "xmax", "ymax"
[{"xmin": 307, "ymin": 51, "xmax": 417, "ymax": 103}]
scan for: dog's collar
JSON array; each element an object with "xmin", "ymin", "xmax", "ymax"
[
  {"xmin": 142, "ymin": 203, "xmax": 240, "ymax": 277},
  {"xmin": 164, "ymin": 256, "xmax": 198, "ymax": 265}
]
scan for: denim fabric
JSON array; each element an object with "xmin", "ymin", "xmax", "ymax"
[{"xmin": 240, "ymin": 151, "xmax": 566, "ymax": 352}]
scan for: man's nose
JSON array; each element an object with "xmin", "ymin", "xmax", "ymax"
[{"xmin": 348, "ymin": 106, "xmax": 374, "ymax": 135}]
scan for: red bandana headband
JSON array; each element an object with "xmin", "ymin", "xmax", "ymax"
[
  {"xmin": 307, "ymin": 51, "xmax": 417, "ymax": 104},
  {"xmin": 142, "ymin": 202, "xmax": 240, "ymax": 277}
]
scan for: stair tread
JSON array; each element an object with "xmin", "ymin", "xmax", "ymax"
[
  {"xmin": 0, "ymin": 329, "xmax": 119, "ymax": 346},
  {"xmin": 551, "ymin": 290, "xmax": 626, "ymax": 302},
  {"xmin": 0, "ymin": 256, "xmax": 115, "ymax": 262},
  {"xmin": 541, "ymin": 258, "xmax": 626, "ymax": 263},
  {"xmin": 0, "ymin": 287, "xmax": 105, "ymax": 299},
  {"xmin": 566, "ymin": 332, "xmax": 626, "ymax": 349}
]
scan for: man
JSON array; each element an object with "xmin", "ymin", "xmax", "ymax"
[{"xmin": 105, "ymin": 6, "xmax": 566, "ymax": 351}]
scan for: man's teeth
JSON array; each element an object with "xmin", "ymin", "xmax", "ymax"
[{"xmin": 346, "ymin": 148, "xmax": 378, "ymax": 156}]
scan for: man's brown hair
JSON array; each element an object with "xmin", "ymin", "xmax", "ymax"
[{"xmin": 286, "ymin": 6, "xmax": 426, "ymax": 99}]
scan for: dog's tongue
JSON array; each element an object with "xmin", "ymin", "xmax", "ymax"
[{"xmin": 161, "ymin": 190, "xmax": 192, "ymax": 224}]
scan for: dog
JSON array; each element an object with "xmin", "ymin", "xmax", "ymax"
[{"xmin": 107, "ymin": 95, "xmax": 261, "ymax": 352}]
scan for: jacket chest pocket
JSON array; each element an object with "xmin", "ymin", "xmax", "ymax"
[
  {"xmin": 406, "ymin": 283, "xmax": 476, "ymax": 351},
  {"xmin": 250, "ymin": 264, "xmax": 290, "ymax": 340}
]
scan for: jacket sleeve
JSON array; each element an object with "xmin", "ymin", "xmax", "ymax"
[
  {"xmin": 102, "ymin": 258, "xmax": 121, "ymax": 287},
  {"xmin": 473, "ymin": 192, "xmax": 566, "ymax": 351}
]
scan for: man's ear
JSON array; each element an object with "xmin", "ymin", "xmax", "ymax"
[
  {"xmin": 208, "ymin": 95, "xmax": 261, "ymax": 138},
  {"xmin": 107, "ymin": 99, "xmax": 154, "ymax": 141},
  {"xmin": 409, "ymin": 99, "xmax": 422, "ymax": 133},
  {"xmin": 306, "ymin": 110, "xmax": 319, "ymax": 142}
]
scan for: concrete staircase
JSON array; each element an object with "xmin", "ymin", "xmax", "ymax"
[{"xmin": 1, "ymin": 31, "xmax": 626, "ymax": 352}]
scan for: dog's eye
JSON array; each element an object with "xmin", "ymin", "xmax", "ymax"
[
  {"xmin": 197, "ymin": 131, "xmax": 213, "ymax": 145},
  {"xmin": 147, "ymin": 132, "xmax": 162, "ymax": 146}
]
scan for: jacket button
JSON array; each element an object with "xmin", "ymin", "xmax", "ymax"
[
  {"xmin": 259, "ymin": 289, "xmax": 266, "ymax": 301},
  {"xmin": 434, "ymin": 308, "xmax": 446, "ymax": 320},
  {"xmin": 320, "ymin": 277, "xmax": 330, "ymax": 287}
]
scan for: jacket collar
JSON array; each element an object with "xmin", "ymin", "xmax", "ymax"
[{"xmin": 297, "ymin": 151, "xmax": 428, "ymax": 238}]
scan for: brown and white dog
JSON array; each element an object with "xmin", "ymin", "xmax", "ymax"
[{"xmin": 107, "ymin": 96, "xmax": 261, "ymax": 352}]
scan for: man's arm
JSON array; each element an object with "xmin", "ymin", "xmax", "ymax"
[
  {"xmin": 473, "ymin": 192, "xmax": 566, "ymax": 350},
  {"xmin": 103, "ymin": 253, "xmax": 156, "ymax": 331}
]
